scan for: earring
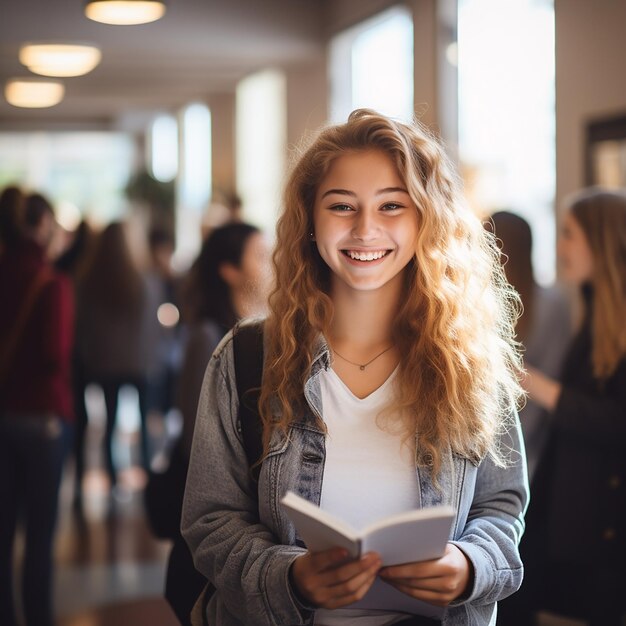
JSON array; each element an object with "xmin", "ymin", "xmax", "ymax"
[{"xmin": 309, "ymin": 232, "xmax": 316, "ymax": 241}]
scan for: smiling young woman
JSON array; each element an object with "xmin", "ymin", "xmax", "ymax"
[{"xmin": 182, "ymin": 109, "xmax": 528, "ymax": 626}]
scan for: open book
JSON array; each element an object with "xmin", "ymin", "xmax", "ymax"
[{"xmin": 281, "ymin": 491, "xmax": 455, "ymax": 618}]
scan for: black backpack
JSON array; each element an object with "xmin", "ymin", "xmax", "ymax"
[
  {"xmin": 232, "ymin": 321, "xmax": 265, "ymax": 480},
  {"xmin": 164, "ymin": 321, "xmax": 265, "ymax": 625}
]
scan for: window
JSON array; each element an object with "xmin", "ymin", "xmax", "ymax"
[
  {"xmin": 149, "ymin": 114, "xmax": 178, "ymax": 183},
  {"xmin": 236, "ymin": 69, "xmax": 286, "ymax": 233},
  {"xmin": 458, "ymin": 0, "xmax": 555, "ymax": 283},
  {"xmin": 0, "ymin": 131, "xmax": 134, "ymax": 226},
  {"xmin": 329, "ymin": 6, "xmax": 413, "ymax": 124},
  {"xmin": 175, "ymin": 102, "xmax": 212, "ymax": 265},
  {"xmin": 179, "ymin": 103, "xmax": 212, "ymax": 212}
]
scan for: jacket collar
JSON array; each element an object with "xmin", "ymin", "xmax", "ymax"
[{"xmin": 310, "ymin": 332, "xmax": 332, "ymax": 377}]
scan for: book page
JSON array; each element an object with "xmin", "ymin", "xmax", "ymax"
[
  {"xmin": 349, "ymin": 578, "xmax": 445, "ymax": 618},
  {"xmin": 281, "ymin": 492, "xmax": 360, "ymax": 559},
  {"xmin": 361, "ymin": 508, "xmax": 454, "ymax": 566},
  {"xmin": 354, "ymin": 507, "xmax": 453, "ymax": 616}
]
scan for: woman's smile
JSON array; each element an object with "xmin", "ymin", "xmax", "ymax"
[{"xmin": 341, "ymin": 248, "xmax": 392, "ymax": 263}]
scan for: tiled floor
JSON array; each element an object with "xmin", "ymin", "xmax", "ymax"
[
  {"xmin": 50, "ymin": 386, "xmax": 179, "ymax": 626},
  {"xmin": 54, "ymin": 485, "xmax": 177, "ymax": 626}
]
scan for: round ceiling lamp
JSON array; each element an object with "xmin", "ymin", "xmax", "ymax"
[
  {"xmin": 84, "ymin": 0, "xmax": 166, "ymax": 25},
  {"xmin": 19, "ymin": 43, "xmax": 102, "ymax": 77},
  {"xmin": 4, "ymin": 78, "xmax": 65, "ymax": 108}
]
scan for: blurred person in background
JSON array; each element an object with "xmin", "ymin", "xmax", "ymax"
[
  {"xmin": 200, "ymin": 190, "xmax": 244, "ymax": 239},
  {"xmin": 75, "ymin": 221, "xmax": 152, "ymax": 498},
  {"xmin": 487, "ymin": 211, "xmax": 572, "ymax": 479},
  {"xmin": 144, "ymin": 221, "xmax": 271, "ymax": 626},
  {"xmin": 0, "ymin": 184, "xmax": 25, "ymax": 257},
  {"xmin": 0, "ymin": 191, "xmax": 74, "ymax": 626},
  {"xmin": 54, "ymin": 219, "xmax": 98, "ymax": 511},
  {"xmin": 144, "ymin": 226, "xmax": 183, "ymax": 427},
  {"xmin": 54, "ymin": 219, "xmax": 96, "ymax": 277},
  {"xmin": 177, "ymin": 221, "xmax": 270, "ymax": 455},
  {"xmin": 500, "ymin": 189, "xmax": 626, "ymax": 626}
]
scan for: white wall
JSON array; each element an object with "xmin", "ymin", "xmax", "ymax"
[
  {"xmin": 285, "ymin": 59, "xmax": 329, "ymax": 159},
  {"xmin": 556, "ymin": 0, "xmax": 626, "ymax": 208},
  {"xmin": 207, "ymin": 92, "xmax": 236, "ymax": 195}
]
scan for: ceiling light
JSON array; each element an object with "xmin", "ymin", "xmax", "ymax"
[
  {"xmin": 84, "ymin": 0, "xmax": 166, "ymax": 25},
  {"xmin": 19, "ymin": 43, "xmax": 102, "ymax": 77},
  {"xmin": 4, "ymin": 79, "xmax": 65, "ymax": 108}
]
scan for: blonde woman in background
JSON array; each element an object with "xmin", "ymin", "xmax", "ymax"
[{"xmin": 501, "ymin": 189, "xmax": 626, "ymax": 626}]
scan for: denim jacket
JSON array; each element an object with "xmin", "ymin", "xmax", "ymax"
[{"xmin": 182, "ymin": 327, "xmax": 529, "ymax": 626}]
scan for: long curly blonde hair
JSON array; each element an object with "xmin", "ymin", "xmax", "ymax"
[
  {"xmin": 568, "ymin": 188, "xmax": 626, "ymax": 379},
  {"xmin": 259, "ymin": 109, "xmax": 523, "ymax": 474}
]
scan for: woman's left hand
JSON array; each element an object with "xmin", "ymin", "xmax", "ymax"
[{"xmin": 378, "ymin": 543, "xmax": 473, "ymax": 606}]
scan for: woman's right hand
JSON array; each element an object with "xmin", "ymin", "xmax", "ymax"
[
  {"xmin": 522, "ymin": 364, "xmax": 561, "ymax": 411},
  {"xmin": 290, "ymin": 548, "xmax": 381, "ymax": 609}
]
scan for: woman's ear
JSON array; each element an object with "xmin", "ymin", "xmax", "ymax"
[{"xmin": 218, "ymin": 262, "xmax": 241, "ymax": 287}]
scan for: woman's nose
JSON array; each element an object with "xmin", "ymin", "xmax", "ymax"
[{"xmin": 351, "ymin": 211, "xmax": 380, "ymax": 240}]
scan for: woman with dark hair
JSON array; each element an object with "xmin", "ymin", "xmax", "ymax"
[
  {"xmin": 153, "ymin": 221, "xmax": 271, "ymax": 625},
  {"xmin": 488, "ymin": 211, "xmax": 571, "ymax": 478},
  {"xmin": 178, "ymin": 221, "xmax": 270, "ymax": 453},
  {"xmin": 75, "ymin": 221, "xmax": 152, "ymax": 491}
]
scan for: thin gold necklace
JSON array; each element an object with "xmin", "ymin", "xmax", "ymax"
[{"xmin": 332, "ymin": 344, "xmax": 395, "ymax": 371}]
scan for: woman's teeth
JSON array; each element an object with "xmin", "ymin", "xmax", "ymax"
[{"xmin": 345, "ymin": 250, "xmax": 388, "ymax": 261}]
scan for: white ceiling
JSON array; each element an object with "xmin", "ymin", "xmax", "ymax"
[{"xmin": 0, "ymin": 0, "xmax": 326, "ymax": 130}]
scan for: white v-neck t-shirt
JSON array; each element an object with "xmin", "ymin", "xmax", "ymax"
[{"xmin": 314, "ymin": 367, "xmax": 420, "ymax": 626}]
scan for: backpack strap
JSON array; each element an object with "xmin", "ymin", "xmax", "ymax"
[{"xmin": 232, "ymin": 321, "xmax": 265, "ymax": 482}]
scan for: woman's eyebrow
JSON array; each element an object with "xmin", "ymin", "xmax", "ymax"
[
  {"xmin": 320, "ymin": 188, "xmax": 356, "ymax": 199},
  {"xmin": 320, "ymin": 186, "xmax": 408, "ymax": 199},
  {"xmin": 376, "ymin": 186, "xmax": 409, "ymax": 196}
]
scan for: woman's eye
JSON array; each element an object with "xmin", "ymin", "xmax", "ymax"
[
  {"xmin": 329, "ymin": 204, "xmax": 353, "ymax": 212},
  {"xmin": 382, "ymin": 202, "xmax": 402, "ymax": 211}
]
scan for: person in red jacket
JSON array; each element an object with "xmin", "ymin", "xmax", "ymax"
[{"xmin": 0, "ymin": 190, "xmax": 74, "ymax": 626}]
